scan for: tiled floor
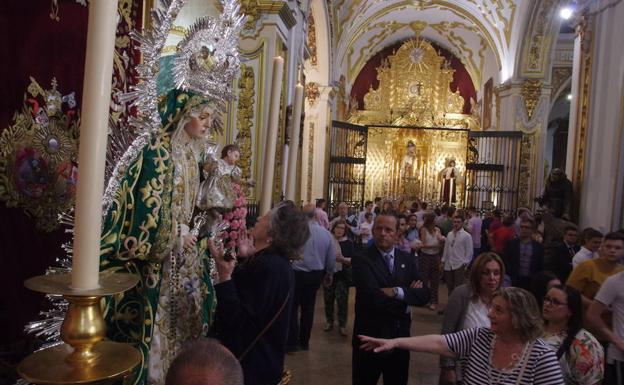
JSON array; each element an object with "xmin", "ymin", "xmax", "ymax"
[{"xmin": 285, "ymin": 288, "xmax": 448, "ymax": 385}]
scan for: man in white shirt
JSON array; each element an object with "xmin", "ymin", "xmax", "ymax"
[
  {"xmin": 441, "ymin": 214, "xmax": 473, "ymax": 294},
  {"xmin": 358, "ymin": 200, "xmax": 375, "ymax": 226},
  {"xmin": 588, "ymin": 262, "xmax": 624, "ymax": 385},
  {"xmin": 572, "ymin": 227, "xmax": 603, "ymax": 267}
]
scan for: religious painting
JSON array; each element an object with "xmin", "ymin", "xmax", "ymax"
[
  {"xmin": 483, "ymin": 77, "xmax": 493, "ymax": 129},
  {"xmin": 365, "ymin": 126, "xmax": 468, "ymax": 205}
]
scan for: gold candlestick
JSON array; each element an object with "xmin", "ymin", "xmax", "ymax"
[{"xmin": 18, "ymin": 272, "xmax": 141, "ymax": 384}]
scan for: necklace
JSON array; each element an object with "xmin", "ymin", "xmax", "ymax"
[{"xmin": 488, "ymin": 335, "xmax": 530, "ymax": 385}]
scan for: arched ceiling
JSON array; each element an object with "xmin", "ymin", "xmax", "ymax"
[{"xmin": 331, "ymin": 0, "xmax": 533, "ymax": 88}]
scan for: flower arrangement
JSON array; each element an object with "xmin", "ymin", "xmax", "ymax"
[{"xmin": 221, "ymin": 182, "xmax": 248, "ymax": 250}]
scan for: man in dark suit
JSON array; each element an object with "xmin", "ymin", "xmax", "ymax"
[
  {"xmin": 503, "ymin": 218, "xmax": 545, "ymax": 290},
  {"xmin": 548, "ymin": 225, "xmax": 580, "ymax": 281},
  {"xmin": 352, "ymin": 214, "xmax": 430, "ymax": 385}
]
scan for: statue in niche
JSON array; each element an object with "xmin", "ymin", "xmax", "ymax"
[
  {"xmin": 440, "ymin": 159, "xmax": 458, "ymax": 205},
  {"xmin": 400, "ymin": 140, "xmax": 418, "ymax": 197}
]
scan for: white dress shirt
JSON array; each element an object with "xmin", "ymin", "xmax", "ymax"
[
  {"xmin": 572, "ymin": 246, "xmax": 597, "ymax": 267},
  {"xmin": 441, "ymin": 228, "xmax": 473, "ymax": 271}
]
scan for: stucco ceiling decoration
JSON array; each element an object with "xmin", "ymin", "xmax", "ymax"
[{"xmin": 332, "ymin": 0, "xmax": 529, "ymax": 88}]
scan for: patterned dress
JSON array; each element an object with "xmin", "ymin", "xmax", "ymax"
[
  {"xmin": 542, "ymin": 329, "xmax": 604, "ymax": 385},
  {"xmin": 100, "ymin": 90, "xmax": 217, "ymax": 385}
]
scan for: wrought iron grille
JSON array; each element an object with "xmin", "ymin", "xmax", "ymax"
[
  {"xmin": 327, "ymin": 121, "xmax": 368, "ymax": 212},
  {"xmin": 464, "ymin": 131, "xmax": 524, "ymax": 215}
]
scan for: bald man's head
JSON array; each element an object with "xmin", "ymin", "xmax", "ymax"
[{"xmin": 165, "ymin": 338, "xmax": 243, "ymax": 385}]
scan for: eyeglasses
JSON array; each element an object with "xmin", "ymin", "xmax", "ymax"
[{"xmin": 543, "ymin": 296, "xmax": 567, "ymax": 307}]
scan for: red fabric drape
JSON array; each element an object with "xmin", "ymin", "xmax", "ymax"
[
  {"xmin": 349, "ymin": 40, "xmax": 477, "ymax": 114},
  {"xmin": 0, "ymin": 0, "xmax": 88, "ymax": 347},
  {"xmin": 0, "ymin": 0, "xmax": 143, "ymax": 350}
]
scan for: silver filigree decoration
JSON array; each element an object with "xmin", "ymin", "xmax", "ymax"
[
  {"xmin": 23, "ymin": 210, "xmax": 74, "ymax": 351},
  {"xmin": 118, "ymin": 0, "xmax": 186, "ymax": 136},
  {"xmin": 172, "ymin": 0, "xmax": 245, "ymax": 102},
  {"xmin": 104, "ymin": 0, "xmax": 244, "ymax": 216}
]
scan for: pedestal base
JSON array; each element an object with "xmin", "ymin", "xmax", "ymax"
[{"xmin": 18, "ymin": 341, "xmax": 141, "ymax": 384}]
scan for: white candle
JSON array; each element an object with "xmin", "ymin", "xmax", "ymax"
[
  {"xmin": 285, "ymin": 83, "xmax": 304, "ymax": 201},
  {"xmin": 259, "ymin": 56, "xmax": 284, "ymax": 215},
  {"xmin": 71, "ymin": 0, "xmax": 118, "ymax": 290}
]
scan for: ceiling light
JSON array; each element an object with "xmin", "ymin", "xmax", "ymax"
[
  {"xmin": 567, "ymin": 94, "xmax": 572, "ymax": 100},
  {"xmin": 560, "ymin": 7, "xmax": 574, "ymax": 20}
]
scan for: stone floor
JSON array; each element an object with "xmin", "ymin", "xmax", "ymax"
[{"xmin": 284, "ymin": 288, "xmax": 448, "ymax": 385}]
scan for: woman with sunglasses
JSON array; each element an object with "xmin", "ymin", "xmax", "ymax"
[{"xmin": 542, "ymin": 285, "xmax": 604, "ymax": 385}]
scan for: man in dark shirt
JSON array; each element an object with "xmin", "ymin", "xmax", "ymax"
[
  {"xmin": 549, "ymin": 225, "xmax": 580, "ymax": 281},
  {"xmin": 503, "ymin": 218, "xmax": 544, "ymax": 290}
]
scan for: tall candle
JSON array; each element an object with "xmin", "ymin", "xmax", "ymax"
[
  {"xmin": 285, "ymin": 83, "xmax": 304, "ymax": 200},
  {"xmin": 259, "ymin": 56, "xmax": 284, "ymax": 215},
  {"xmin": 71, "ymin": 0, "xmax": 118, "ymax": 290}
]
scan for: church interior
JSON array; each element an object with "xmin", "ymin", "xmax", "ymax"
[{"xmin": 1, "ymin": 0, "xmax": 624, "ymax": 384}]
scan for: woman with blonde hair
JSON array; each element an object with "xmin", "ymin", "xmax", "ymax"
[
  {"xmin": 419, "ymin": 211, "xmax": 445, "ymax": 310},
  {"xmin": 439, "ymin": 252, "xmax": 505, "ymax": 384},
  {"xmin": 360, "ymin": 287, "xmax": 564, "ymax": 384}
]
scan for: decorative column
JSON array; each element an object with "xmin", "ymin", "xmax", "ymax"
[
  {"xmin": 575, "ymin": 2, "xmax": 624, "ymax": 230},
  {"xmin": 259, "ymin": 56, "xmax": 284, "ymax": 215},
  {"xmin": 285, "ymin": 83, "xmax": 304, "ymax": 200}
]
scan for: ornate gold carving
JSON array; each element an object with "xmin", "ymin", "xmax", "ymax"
[
  {"xmin": 518, "ymin": 133, "xmax": 534, "ymax": 207},
  {"xmin": 240, "ymin": 0, "xmax": 260, "ymax": 29},
  {"xmin": 365, "ymin": 127, "xmax": 468, "ymax": 202},
  {"xmin": 552, "ymin": 67, "xmax": 573, "ymax": 96},
  {"xmin": 306, "ymin": 82, "xmax": 320, "ymax": 104},
  {"xmin": 235, "ymin": 64, "xmax": 255, "ymax": 198},
  {"xmin": 573, "ymin": 14, "xmax": 593, "ymax": 203},
  {"xmin": 240, "ymin": 0, "xmax": 295, "ymax": 31},
  {"xmin": 308, "ymin": 13, "xmax": 318, "ymax": 66},
  {"xmin": 348, "ymin": 39, "xmax": 478, "ymax": 130},
  {"xmin": 336, "ymin": 75, "xmax": 347, "ymax": 120},
  {"xmin": 524, "ymin": 0, "xmax": 558, "ymax": 74},
  {"xmin": 307, "ymin": 122, "xmax": 314, "ymax": 202},
  {"xmin": 343, "ymin": 2, "xmax": 504, "ymax": 85},
  {"xmin": 0, "ymin": 78, "xmax": 79, "ymax": 232},
  {"xmin": 521, "ymin": 80, "xmax": 543, "ymax": 121}
]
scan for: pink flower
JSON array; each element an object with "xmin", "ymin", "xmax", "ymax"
[
  {"xmin": 230, "ymin": 219, "xmax": 239, "ymax": 230},
  {"xmin": 229, "ymin": 231, "xmax": 238, "ymax": 240},
  {"xmin": 227, "ymin": 240, "xmax": 236, "ymax": 249},
  {"xmin": 240, "ymin": 207, "xmax": 247, "ymax": 217},
  {"xmin": 224, "ymin": 212, "xmax": 234, "ymax": 221}
]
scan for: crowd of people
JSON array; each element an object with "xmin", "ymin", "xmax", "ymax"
[{"xmin": 161, "ymin": 197, "xmax": 624, "ymax": 385}]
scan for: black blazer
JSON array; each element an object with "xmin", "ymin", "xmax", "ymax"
[
  {"xmin": 352, "ymin": 245, "xmax": 429, "ymax": 347},
  {"xmin": 503, "ymin": 238, "xmax": 545, "ymax": 286},
  {"xmin": 549, "ymin": 242, "xmax": 580, "ymax": 282}
]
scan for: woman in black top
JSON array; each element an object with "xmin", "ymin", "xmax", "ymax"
[{"xmin": 209, "ymin": 201, "xmax": 309, "ymax": 385}]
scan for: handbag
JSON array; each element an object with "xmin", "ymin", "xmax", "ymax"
[{"xmin": 238, "ymin": 292, "xmax": 290, "ymax": 361}]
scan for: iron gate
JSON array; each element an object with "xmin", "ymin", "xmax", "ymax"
[
  {"xmin": 327, "ymin": 120, "xmax": 368, "ymax": 212},
  {"xmin": 464, "ymin": 131, "xmax": 524, "ymax": 214}
]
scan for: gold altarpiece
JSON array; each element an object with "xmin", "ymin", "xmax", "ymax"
[{"xmin": 347, "ymin": 39, "xmax": 479, "ymax": 204}]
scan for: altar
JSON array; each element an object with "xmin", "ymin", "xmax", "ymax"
[
  {"xmin": 341, "ymin": 38, "xmax": 477, "ymax": 206},
  {"xmin": 365, "ymin": 125, "xmax": 468, "ymax": 205}
]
